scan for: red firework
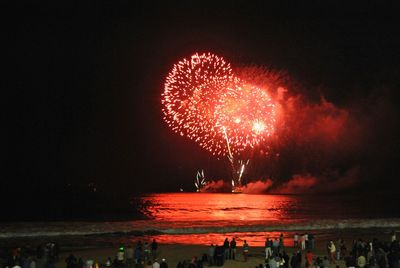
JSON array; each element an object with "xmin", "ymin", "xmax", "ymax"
[
  {"xmin": 215, "ymin": 81, "xmax": 276, "ymax": 155},
  {"xmin": 162, "ymin": 52, "xmax": 277, "ymax": 156}
]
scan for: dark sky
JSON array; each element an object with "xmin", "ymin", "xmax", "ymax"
[{"xmin": 5, "ymin": 1, "xmax": 400, "ymax": 207}]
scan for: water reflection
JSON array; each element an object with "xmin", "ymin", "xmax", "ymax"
[
  {"xmin": 145, "ymin": 232, "xmax": 294, "ymax": 247},
  {"xmin": 141, "ymin": 193, "xmax": 297, "ymax": 224},
  {"xmin": 128, "ymin": 193, "xmax": 400, "ymax": 246}
]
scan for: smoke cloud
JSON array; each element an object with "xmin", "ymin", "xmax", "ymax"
[
  {"xmin": 197, "ymin": 67, "xmax": 399, "ymax": 194},
  {"xmin": 202, "ymin": 180, "xmax": 228, "ymax": 192},
  {"xmin": 241, "ymin": 179, "xmax": 273, "ymax": 194}
]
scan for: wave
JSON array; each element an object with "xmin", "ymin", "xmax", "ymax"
[{"xmin": 1, "ymin": 218, "xmax": 400, "ymax": 239}]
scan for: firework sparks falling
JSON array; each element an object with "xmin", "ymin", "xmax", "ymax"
[
  {"xmin": 162, "ymin": 53, "xmax": 235, "ymax": 150},
  {"xmin": 215, "ymin": 82, "xmax": 276, "ymax": 155},
  {"xmin": 162, "ymin": 52, "xmax": 278, "ymax": 157},
  {"xmin": 162, "ymin": 52, "xmax": 281, "ymax": 192}
]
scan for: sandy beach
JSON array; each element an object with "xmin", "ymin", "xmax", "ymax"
[
  {"xmin": 1, "ymin": 228, "xmax": 396, "ymax": 268},
  {"xmin": 52, "ymin": 227, "xmax": 398, "ymax": 268},
  {"xmin": 56, "ymin": 243, "xmax": 346, "ymax": 268}
]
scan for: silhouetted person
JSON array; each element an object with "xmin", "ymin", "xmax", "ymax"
[
  {"xmin": 223, "ymin": 238, "xmax": 229, "ymax": 260},
  {"xmin": 282, "ymin": 251, "xmax": 289, "ymax": 268},
  {"xmin": 243, "ymin": 240, "xmax": 249, "ymax": 262},
  {"xmin": 65, "ymin": 254, "xmax": 77, "ymax": 268},
  {"xmin": 208, "ymin": 244, "xmax": 215, "ymax": 266},
  {"xmin": 306, "ymin": 250, "xmax": 313, "ymax": 268},
  {"xmin": 230, "ymin": 238, "xmax": 236, "ymax": 260},
  {"xmin": 215, "ymin": 246, "xmax": 224, "ymax": 266},
  {"xmin": 151, "ymin": 240, "xmax": 158, "ymax": 260},
  {"xmin": 290, "ymin": 251, "xmax": 300, "ymax": 268},
  {"xmin": 160, "ymin": 259, "xmax": 167, "ymax": 268},
  {"xmin": 279, "ymin": 234, "xmax": 284, "ymax": 252}
]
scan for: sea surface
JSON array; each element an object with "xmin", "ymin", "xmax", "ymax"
[{"xmin": 1, "ymin": 193, "xmax": 400, "ymax": 248}]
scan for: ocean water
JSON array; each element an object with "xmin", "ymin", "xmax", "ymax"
[{"xmin": 1, "ymin": 193, "xmax": 400, "ymax": 248}]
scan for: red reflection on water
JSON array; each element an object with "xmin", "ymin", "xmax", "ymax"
[
  {"xmin": 133, "ymin": 193, "xmax": 301, "ymax": 246},
  {"xmin": 143, "ymin": 193, "xmax": 295, "ymax": 224},
  {"xmin": 144, "ymin": 232, "xmax": 294, "ymax": 247}
]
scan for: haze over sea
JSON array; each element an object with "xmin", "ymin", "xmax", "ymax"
[{"xmin": 1, "ymin": 193, "xmax": 400, "ymax": 248}]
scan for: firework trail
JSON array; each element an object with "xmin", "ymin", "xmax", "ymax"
[
  {"xmin": 231, "ymin": 159, "xmax": 250, "ymax": 192},
  {"xmin": 195, "ymin": 169, "xmax": 207, "ymax": 192}
]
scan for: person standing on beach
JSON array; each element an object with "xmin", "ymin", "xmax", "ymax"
[
  {"xmin": 328, "ymin": 241, "xmax": 336, "ymax": 264},
  {"xmin": 152, "ymin": 259, "xmax": 159, "ymax": 268},
  {"xmin": 223, "ymin": 238, "xmax": 229, "ymax": 260},
  {"xmin": 268, "ymin": 256, "xmax": 277, "ymax": 268},
  {"xmin": 335, "ymin": 240, "xmax": 340, "ymax": 261},
  {"xmin": 145, "ymin": 261, "xmax": 152, "ymax": 268},
  {"xmin": 65, "ymin": 254, "xmax": 77, "ymax": 268},
  {"xmin": 160, "ymin": 259, "xmax": 168, "ymax": 268},
  {"xmin": 106, "ymin": 257, "xmax": 112, "ymax": 268},
  {"xmin": 117, "ymin": 248, "xmax": 125, "ymax": 268},
  {"xmin": 294, "ymin": 233, "xmax": 299, "ymax": 248},
  {"xmin": 304, "ymin": 233, "xmax": 309, "ymax": 250},
  {"xmin": 305, "ymin": 250, "xmax": 313, "ymax": 268},
  {"xmin": 322, "ymin": 256, "xmax": 330, "ymax": 268},
  {"xmin": 304, "ymin": 234, "xmax": 309, "ymax": 251},
  {"xmin": 214, "ymin": 245, "xmax": 224, "ymax": 266},
  {"xmin": 265, "ymin": 238, "xmax": 272, "ymax": 260},
  {"xmin": 290, "ymin": 251, "xmax": 300, "ymax": 268},
  {"xmin": 151, "ymin": 240, "xmax": 158, "ymax": 260},
  {"xmin": 125, "ymin": 246, "xmax": 133, "ymax": 268},
  {"xmin": 143, "ymin": 242, "xmax": 150, "ymax": 262},
  {"xmin": 340, "ymin": 240, "xmax": 348, "ymax": 258},
  {"xmin": 336, "ymin": 239, "xmax": 344, "ymax": 261},
  {"xmin": 391, "ymin": 231, "xmax": 397, "ymax": 242},
  {"xmin": 243, "ymin": 240, "xmax": 249, "ymax": 262},
  {"xmin": 282, "ymin": 251, "xmax": 289, "ymax": 268},
  {"xmin": 134, "ymin": 247, "xmax": 142, "ymax": 266},
  {"xmin": 273, "ymin": 238, "xmax": 279, "ymax": 255},
  {"xmin": 230, "ymin": 238, "xmax": 236, "ymax": 260},
  {"xmin": 308, "ymin": 233, "xmax": 314, "ymax": 250},
  {"xmin": 279, "ymin": 233, "xmax": 284, "ymax": 252},
  {"xmin": 208, "ymin": 244, "xmax": 215, "ymax": 266}
]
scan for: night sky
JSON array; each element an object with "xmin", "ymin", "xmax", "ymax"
[{"xmin": 4, "ymin": 1, "xmax": 400, "ymax": 219}]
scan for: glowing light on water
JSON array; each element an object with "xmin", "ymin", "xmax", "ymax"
[{"xmin": 141, "ymin": 193, "xmax": 294, "ymax": 223}]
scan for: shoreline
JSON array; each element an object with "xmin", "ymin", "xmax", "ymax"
[{"xmin": 0, "ymin": 226, "xmax": 395, "ymax": 249}]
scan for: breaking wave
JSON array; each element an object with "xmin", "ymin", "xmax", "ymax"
[{"xmin": 1, "ymin": 218, "xmax": 400, "ymax": 239}]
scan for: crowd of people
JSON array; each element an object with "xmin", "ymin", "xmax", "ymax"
[
  {"xmin": 322, "ymin": 234, "xmax": 400, "ymax": 268},
  {"xmin": 0, "ymin": 243, "xmax": 60, "ymax": 268},
  {"xmin": 64, "ymin": 239, "xmax": 165, "ymax": 268},
  {"xmin": 208, "ymin": 232, "xmax": 399, "ymax": 268},
  {"xmin": 1, "ymin": 232, "xmax": 399, "ymax": 268}
]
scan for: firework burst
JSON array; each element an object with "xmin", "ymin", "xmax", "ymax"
[
  {"xmin": 162, "ymin": 52, "xmax": 278, "ymax": 158},
  {"xmin": 215, "ymin": 81, "xmax": 276, "ymax": 155},
  {"xmin": 162, "ymin": 53, "xmax": 283, "ymax": 191},
  {"xmin": 162, "ymin": 52, "xmax": 235, "ymax": 148}
]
